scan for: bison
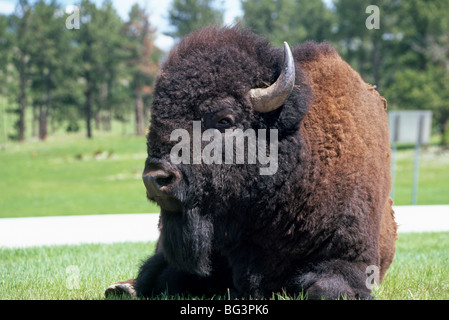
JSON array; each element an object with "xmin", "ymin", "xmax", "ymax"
[{"xmin": 106, "ymin": 26, "xmax": 397, "ymax": 300}]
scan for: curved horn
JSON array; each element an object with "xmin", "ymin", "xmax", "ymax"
[{"xmin": 249, "ymin": 42, "xmax": 296, "ymax": 113}]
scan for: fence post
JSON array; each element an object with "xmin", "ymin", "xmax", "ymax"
[
  {"xmin": 411, "ymin": 113, "xmax": 425, "ymax": 205},
  {"xmin": 390, "ymin": 114, "xmax": 400, "ymax": 201}
]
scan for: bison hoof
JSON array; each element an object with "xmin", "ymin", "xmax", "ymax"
[
  {"xmin": 105, "ymin": 280, "xmax": 137, "ymax": 299},
  {"xmin": 306, "ymin": 277, "xmax": 370, "ymax": 300}
]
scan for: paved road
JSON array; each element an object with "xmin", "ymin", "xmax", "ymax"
[{"xmin": 0, "ymin": 205, "xmax": 448, "ymax": 248}]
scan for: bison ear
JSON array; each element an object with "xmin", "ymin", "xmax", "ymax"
[{"xmin": 248, "ymin": 42, "xmax": 295, "ymax": 113}]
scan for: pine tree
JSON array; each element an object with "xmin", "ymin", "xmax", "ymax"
[
  {"xmin": 74, "ymin": 0, "xmax": 121, "ymax": 138},
  {"xmin": 28, "ymin": 0, "xmax": 72, "ymax": 140},
  {"xmin": 9, "ymin": 0, "xmax": 33, "ymax": 141},
  {"xmin": 124, "ymin": 4, "xmax": 160, "ymax": 136},
  {"xmin": 167, "ymin": 0, "xmax": 224, "ymax": 39},
  {"xmin": 379, "ymin": 0, "xmax": 449, "ymax": 145},
  {"xmin": 241, "ymin": 0, "xmax": 334, "ymax": 46},
  {"xmin": 94, "ymin": 0, "xmax": 129, "ymax": 132},
  {"xmin": 0, "ymin": 14, "xmax": 12, "ymax": 143}
]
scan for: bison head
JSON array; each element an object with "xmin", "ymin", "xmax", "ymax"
[{"xmin": 142, "ymin": 27, "xmax": 310, "ymax": 277}]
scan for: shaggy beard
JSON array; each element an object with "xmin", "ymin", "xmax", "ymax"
[{"xmin": 159, "ymin": 207, "xmax": 214, "ymax": 277}]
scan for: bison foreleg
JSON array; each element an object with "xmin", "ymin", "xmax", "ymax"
[
  {"xmin": 134, "ymin": 251, "xmax": 232, "ymax": 298},
  {"xmin": 104, "ymin": 251, "xmax": 167, "ymax": 299}
]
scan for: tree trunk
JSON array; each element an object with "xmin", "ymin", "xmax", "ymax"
[
  {"xmin": 144, "ymin": 95, "xmax": 151, "ymax": 127},
  {"xmin": 102, "ymin": 110, "xmax": 112, "ymax": 131},
  {"xmin": 441, "ymin": 116, "xmax": 449, "ymax": 147},
  {"xmin": 84, "ymin": 67, "xmax": 93, "ymax": 139},
  {"xmin": 32, "ymin": 103, "xmax": 38, "ymax": 138},
  {"xmin": 39, "ymin": 72, "xmax": 52, "ymax": 141},
  {"xmin": 51, "ymin": 110, "xmax": 56, "ymax": 135},
  {"xmin": 18, "ymin": 61, "xmax": 26, "ymax": 141},
  {"xmin": 38, "ymin": 104, "xmax": 48, "ymax": 140},
  {"xmin": 372, "ymin": 38, "xmax": 381, "ymax": 90},
  {"xmin": 135, "ymin": 91, "xmax": 144, "ymax": 136},
  {"xmin": 95, "ymin": 110, "xmax": 101, "ymax": 130},
  {"xmin": 86, "ymin": 84, "xmax": 93, "ymax": 139},
  {"xmin": 99, "ymin": 81, "xmax": 108, "ymax": 131},
  {"xmin": 83, "ymin": 38, "xmax": 93, "ymax": 139}
]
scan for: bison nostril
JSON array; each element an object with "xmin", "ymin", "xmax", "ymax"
[
  {"xmin": 155, "ymin": 174, "xmax": 175, "ymax": 188},
  {"xmin": 143, "ymin": 169, "xmax": 178, "ymax": 193},
  {"xmin": 142, "ymin": 167, "xmax": 182, "ymax": 212}
]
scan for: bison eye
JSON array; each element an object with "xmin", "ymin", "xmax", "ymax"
[
  {"xmin": 216, "ymin": 116, "xmax": 234, "ymax": 128},
  {"xmin": 204, "ymin": 109, "xmax": 236, "ymax": 130}
]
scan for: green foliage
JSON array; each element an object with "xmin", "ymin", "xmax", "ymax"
[
  {"xmin": 381, "ymin": 0, "xmax": 449, "ymax": 144},
  {"xmin": 384, "ymin": 66, "xmax": 449, "ymax": 124},
  {"xmin": 1, "ymin": 0, "xmax": 160, "ymax": 142},
  {"xmin": 241, "ymin": 0, "xmax": 334, "ymax": 46},
  {"xmin": 94, "ymin": 0, "xmax": 132, "ymax": 126},
  {"xmin": 27, "ymin": 0, "xmax": 73, "ymax": 140},
  {"xmin": 167, "ymin": 0, "xmax": 224, "ymax": 39},
  {"xmin": 124, "ymin": 4, "xmax": 160, "ymax": 135},
  {"xmin": 74, "ymin": 0, "xmax": 126, "ymax": 138},
  {"xmin": 0, "ymin": 14, "xmax": 10, "ymax": 74},
  {"xmin": 7, "ymin": 0, "xmax": 34, "ymax": 141}
]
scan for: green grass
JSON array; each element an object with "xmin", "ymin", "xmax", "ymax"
[
  {"xmin": 1, "ymin": 232, "xmax": 448, "ymax": 300},
  {"xmin": 0, "ymin": 132, "xmax": 159, "ymax": 218},
  {"xmin": 0, "ymin": 241, "xmax": 156, "ymax": 300},
  {"xmin": 391, "ymin": 146, "xmax": 449, "ymax": 205},
  {"xmin": 373, "ymin": 232, "xmax": 449, "ymax": 299}
]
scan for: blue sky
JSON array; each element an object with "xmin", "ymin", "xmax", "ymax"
[{"xmin": 0, "ymin": 0, "xmax": 243, "ymax": 51}]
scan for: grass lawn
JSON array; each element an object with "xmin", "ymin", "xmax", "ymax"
[
  {"xmin": 0, "ymin": 241, "xmax": 155, "ymax": 300},
  {"xmin": 0, "ymin": 132, "xmax": 159, "ymax": 218},
  {"xmin": 373, "ymin": 232, "xmax": 449, "ymax": 299},
  {"xmin": 392, "ymin": 146, "xmax": 449, "ymax": 205},
  {"xmin": 1, "ymin": 232, "xmax": 448, "ymax": 300}
]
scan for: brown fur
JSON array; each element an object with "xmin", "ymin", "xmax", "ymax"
[{"xmin": 296, "ymin": 42, "xmax": 397, "ymax": 279}]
